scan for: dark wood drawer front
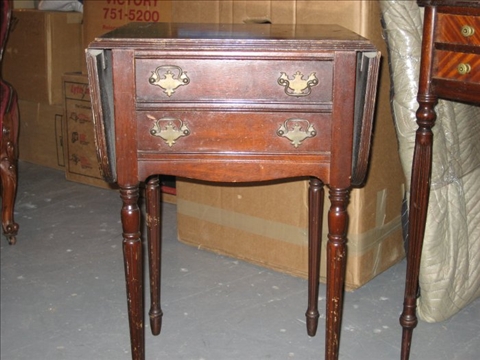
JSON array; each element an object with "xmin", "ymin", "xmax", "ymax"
[
  {"xmin": 434, "ymin": 50, "xmax": 480, "ymax": 82},
  {"xmin": 136, "ymin": 111, "xmax": 331, "ymax": 154},
  {"xmin": 135, "ymin": 59, "xmax": 333, "ymax": 105},
  {"xmin": 436, "ymin": 14, "xmax": 480, "ymax": 45}
]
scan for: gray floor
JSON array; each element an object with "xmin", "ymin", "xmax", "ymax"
[{"xmin": 1, "ymin": 162, "xmax": 479, "ymax": 360}]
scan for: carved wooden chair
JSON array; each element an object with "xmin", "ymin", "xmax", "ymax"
[{"xmin": 1, "ymin": 0, "xmax": 19, "ymax": 245}]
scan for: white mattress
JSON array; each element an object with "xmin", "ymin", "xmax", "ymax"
[{"xmin": 380, "ymin": 0, "xmax": 480, "ymax": 322}]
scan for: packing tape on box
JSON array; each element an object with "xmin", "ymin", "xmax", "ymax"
[{"xmin": 177, "ymin": 198, "xmax": 401, "ymax": 257}]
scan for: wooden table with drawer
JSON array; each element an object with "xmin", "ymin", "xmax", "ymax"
[
  {"xmin": 400, "ymin": 1, "xmax": 480, "ymax": 360},
  {"xmin": 86, "ymin": 23, "xmax": 380, "ymax": 360}
]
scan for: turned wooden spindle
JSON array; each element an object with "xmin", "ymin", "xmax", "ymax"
[
  {"xmin": 325, "ymin": 187, "xmax": 350, "ymax": 360},
  {"xmin": 306, "ymin": 177, "xmax": 324, "ymax": 336},
  {"xmin": 120, "ymin": 185, "xmax": 145, "ymax": 360},
  {"xmin": 145, "ymin": 176, "xmax": 163, "ymax": 336},
  {"xmin": 400, "ymin": 5, "xmax": 439, "ymax": 360}
]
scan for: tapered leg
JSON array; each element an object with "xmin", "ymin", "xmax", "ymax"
[
  {"xmin": 120, "ymin": 185, "xmax": 145, "ymax": 360},
  {"xmin": 400, "ymin": 6, "xmax": 438, "ymax": 360},
  {"xmin": 306, "ymin": 177, "xmax": 324, "ymax": 336},
  {"xmin": 1, "ymin": 99, "xmax": 19, "ymax": 245},
  {"xmin": 325, "ymin": 187, "xmax": 350, "ymax": 360},
  {"xmin": 145, "ymin": 176, "xmax": 163, "ymax": 336},
  {"xmin": 400, "ymin": 92, "xmax": 437, "ymax": 360}
]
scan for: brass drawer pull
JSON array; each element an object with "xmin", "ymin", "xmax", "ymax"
[
  {"xmin": 148, "ymin": 115, "xmax": 190, "ymax": 147},
  {"xmin": 461, "ymin": 25, "xmax": 475, "ymax": 37},
  {"xmin": 148, "ymin": 65, "xmax": 190, "ymax": 97},
  {"xmin": 277, "ymin": 118, "xmax": 317, "ymax": 148},
  {"xmin": 278, "ymin": 71, "xmax": 319, "ymax": 97},
  {"xmin": 457, "ymin": 63, "xmax": 472, "ymax": 75}
]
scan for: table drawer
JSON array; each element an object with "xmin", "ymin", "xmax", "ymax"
[
  {"xmin": 136, "ymin": 111, "xmax": 331, "ymax": 154},
  {"xmin": 135, "ymin": 58, "xmax": 333, "ymax": 105},
  {"xmin": 434, "ymin": 50, "xmax": 480, "ymax": 82},
  {"xmin": 436, "ymin": 13, "xmax": 480, "ymax": 45}
]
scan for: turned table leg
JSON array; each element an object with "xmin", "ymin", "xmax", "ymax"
[
  {"xmin": 120, "ymin": 185, "xmax": 145, "ymax": 360},
  {"xmin": 400, "ymin": 6, "xmax": 438, "ymax": 360},
  {"xmin": 400, "ymin": 92, "xmax": 437, "ymax": 360},
  {"xmin": 325, "ymin": 187, "xmax": 350, "ymax": 360},
  {"xmin": 306, "ymin": 177, "xmax": 324, "ymax": 336},
  {"xmin": 145, "ymin": 176, "xmax": 163, "ymax": 336},
  {"xmin": 1, "ymin": 99, "xmax": 19, "ymax": 245}
]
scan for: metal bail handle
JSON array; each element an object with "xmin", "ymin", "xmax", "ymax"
[
  {"xmin": 148, "ymin": 115, "xmax": 190, "ymax": 147},
  {"xmin": 149, "ymin": 65, "xmax": 190, "ymax": 97},
  {"xmin": 277, "ymin": 118, "xmax": 317, "ymax": 148},
  {"xmin": 277, "ymin": 71, "xmax": 319, "ymax": 97}
]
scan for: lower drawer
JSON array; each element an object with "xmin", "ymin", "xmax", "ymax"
[
  {"xmin": 136, "ymin": 111, "xmax": 331, "ymax": 154},
  {"xmin": 434, "ymin": 50, "xmax": 480, "ymax": 83}
]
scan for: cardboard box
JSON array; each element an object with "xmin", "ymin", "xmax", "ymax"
[
  {"xmin": 62, "ymin": 72, "xmax": 115, "ymax": 189},
  {"xmin": 171, "ymin": 0, "xmax": 295, "ymax": 24},
  {"xmin": 170, "ymin": 0, "xmax": 377, "ymax": 27},
  {"xmin": 82, "ymin": 0, "xmax": 173, "ymax": 72},
  {"xmin": 176, "ymin": 1, "xmax": 406, "ymax": 290},
  {"xmin": 18, "ymin": 100, "xmax": 65, "ymax": 170},
  {"xmin": 3, "ymin": 10, "xmax": 83, "ymax": 105},
  {"xmin": 177, "ymin": 178, "xmax": 404, "ymax": 291},
  {"xmin": 62, "ymin": 72, "xmax": 177, "ymax": 204},
  {"xmin": 83, "ymin": 0, "xmax": 173, "ymax": 46}
]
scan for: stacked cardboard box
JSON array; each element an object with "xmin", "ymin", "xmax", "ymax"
[
  {"xmin": 3, "ymin": 9, "xmax": 83, "ymax": 105},
  {"xmin": 62, "ymin": 72, "xmax": 117, "ymax": 189},
  {"xmin": 16, "ymin": 100, "xmax": 65, "ymax": 170}
]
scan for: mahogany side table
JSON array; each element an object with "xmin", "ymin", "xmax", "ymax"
[
  {"xmin": 400, "ymin": 1, "xmax": 480, "ymax": 359},
  {"xmin": 86, "ymin": 22, "xmax": 380, "ymax": 360}
]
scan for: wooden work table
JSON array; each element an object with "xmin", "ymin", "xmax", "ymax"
[{"xmin": 86, "ymin": 22, "xmax": 380, "ymax": 360}]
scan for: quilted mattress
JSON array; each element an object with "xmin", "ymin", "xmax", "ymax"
[{"xmin": 380, "ymin": 0, "xmax": 480, "ymax": 322}]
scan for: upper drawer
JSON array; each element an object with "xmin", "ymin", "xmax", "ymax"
[
  {"xmin": 135, "ymin": 58, "xmax": 333, "ymax": 105},
  {"xmin": 436, "ymin": 14, "xmax": 480, "ymax": 45}
]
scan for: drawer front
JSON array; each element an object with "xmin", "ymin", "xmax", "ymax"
[
  {"xmin": 434, "ymin": 50, "xmax": 480, "ymax": 83},
  {"xmin": 135, "ymin": 58, "xmax": 333, "ymax": 104},
  {"xmin": 136, "ymin": 111, "xmax": 331, "ymax": 154},
  {"xmin": 436, "ymin": 14, "xmax": 480, "ymax": 45}
]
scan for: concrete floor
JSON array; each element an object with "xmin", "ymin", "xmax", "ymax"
[{"xmin": 1, "ymin": 161, "xmax": 479, "ymax": 360}]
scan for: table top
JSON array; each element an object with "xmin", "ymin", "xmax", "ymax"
[
  {"xmin": 418, "ymin": 0, "xmax": 480, "ymax": 7},
  {"xmin": 89, "ymin": 22, "xmax": 376, "ymax": 52}
]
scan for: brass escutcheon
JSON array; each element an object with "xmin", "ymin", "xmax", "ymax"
[
  {"xmin": 461, "ymin": 25, "xmax": 475, "ymax": 37},
  {"xmin": 457, "ymin": 63, "xmax": 472, "ymax": 75},
  {"xmin": 149, "ymin": 65, "xmax": 190, "ymax": 97},
  {"xmin": 277, "ymin": 118, "xmax": 317, "ymax": 148},
  {"xmin": 148, "ymin": 115, "xmax": 190, "ymax": 147},
  {"xmin": 277, "ymin": 71, "xmax": 319, "ymax": 97}
]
